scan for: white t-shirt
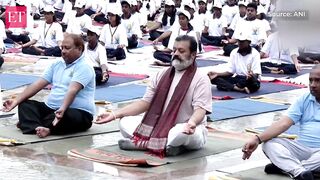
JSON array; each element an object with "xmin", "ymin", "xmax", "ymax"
[
  {"xmin": 85, "ymin": 0, "xmax": 103, "ymax": 12},
  {"xmin": 227, "ymin": 47, "xmax": 262, "ymax": 76},
  {"xmin": 167, "ymin": 25, "xmax": 198, "ymax": 51},
  {"xmin": 62, "ymin": 0, "xmax": 72, "ymax": 13},
  {"xmin": 260, "ymin": 19, "xmax": 271, "ymax": 33},
  {"xmin": 99, "ymin": 24, "xmax": 128, "ymax": 48},
  {"xmin": 233, "ymin": 18, "xmax": 267, "ymax": 45},
  {"xmin": 32, "ymin": 22, "xmax": 63, "ymax": 47},
  {"xmin": 229, "ymin": 13, "xmax": 246, "ymax": 31},
  {"xmin": 121, "ymin": 15, "xmax": 142, "ymax": 38},
  {"xmin": 156, "ymin": 13, "xmax": 177, "ymax": 32},
  {"xmin": 66, "ymin": 14, "xmax": 92, "ymax": 35},
  {"xmin": 0, "ymin": 20, "xmax": 6, "ymax": 40},
  {"xmin": 206, "ymin": 15, "xmax": 228, "ymax": 36},
  {"xmin": 222, "ymin": 5, "xmax": 239, "ymax": 25},
  {"xmin": 53, "ymin": 0, "xmax": 64, "ymax": 10},
  {"xmin": 62, "ymin": 9, "xmax": 76, "ymax": 24},
  {"xmin": 261, "ymin": 32, "xmax": 298, "ymax": 64},
  {"xmin": 84, "ymin": 42, "xmax": 108, "ymax": 68}
]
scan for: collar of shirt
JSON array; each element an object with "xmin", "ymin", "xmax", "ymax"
[{"xmin": 63, "ymin": 53, "xmax": 84, "ymax": 69}]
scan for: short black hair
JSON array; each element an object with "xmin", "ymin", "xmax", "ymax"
[
  {"xmin": 247, "ymin": 2, "xmax": 257, "ymax": 11},
  {"xmin": 175, "ymin": 35, "xmax": 197, "ymax": 53}
]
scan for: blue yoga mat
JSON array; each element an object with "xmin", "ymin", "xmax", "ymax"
[
  {"xmin": 0, "ymin": 73, "xmax": 39, "ymax": 90},
  {"xmin": 196, "ymin": 59, "xmax": 226, "ymax": 67},
  {"xmin": 95, "ymin": 84, "xmax": 147, "ymax": 102},
  {"xmin": 98, "ymin": 74, "xmax": 147, "ymax": 88},
  {"xmin": 212, "ymin": 81, "xmax": 306, "ymax": 99},
  {"xmin": 263, "ymin": 68, "xmax": 311, "ymax": 79},
  {"xmin": 209, "ymin": 98, "xmax": 289, "ymax": 121}
]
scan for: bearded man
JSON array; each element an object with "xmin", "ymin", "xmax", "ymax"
[{"xmin": 94, "ymin": 35, "xmax": 212, "ymax": 157}]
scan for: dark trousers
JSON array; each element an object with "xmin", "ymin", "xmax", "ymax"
[
  {"xmin": 223, "ymin": 44, "xmax": 261, "ymax": 56},
  {"xmin": 106, "ymin": 48, "xmax": 126, "ymax": 60},
  {"xmin": 153, "ymin": 50, "xmax": 172, "ymax": 63},
  {"xmin": 261, "ymin": 62, "xmax": 297, "ymax": 74},
  {"xmin": 18, "ymin": 100, "xmax": 93, "ymax": 135},
  {"xmin": 84, "ymin": 9, "xmax": 95, "ymax": 16},
  {"xmin": 149, "ymin": 30, "xmax": 170, "ymax": 47},
  {"xmin": 33, "ymin": 13, "xmax": 41, "ymax": 20},
  {"xmin": 22, "ymin": 46, "xmax": 62, "ymax": 57},
  {"xmin": 0, "ymin": 56, "xmax": 3, "ymax": 68},
  {"xmin": 55, "ymin": 11, "xmax": 65, "ymax": 21},
  {"xmin": 5, "ymin": 33, "xmax": 30, "ymax": 44},
  {"xmin": 201, "ymin": 33, "xmax": 227, "ymax": 46},
  {"xmin": 61, "ymin": 23, "xmax": 68, "ymax": 32},
  {"xmin": 298, "ymin": 52, "xmax": 320, "ymax": 64},
  {"xmin": 94, "ymin": 67, "xmax": 109, "ymax": 85},
  {"xmin": 226, "ymin": 29, "xmax": 234, "ymax": 38},
  {"xmin": 94, "ymin": 14, "xmax": 109, "ymax": 24},
  {"xmin": 127, "ymin": 36, "xmax": 138, "ymax": 49},
  {"xmin": 211, "ymin": 75, "xmax": 260, "ymax": 93}
]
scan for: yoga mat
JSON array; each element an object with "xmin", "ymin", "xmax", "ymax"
[
  {"xmin": 209, "ymin": 99, "xmax": 289, "ymax": 121},
  {"xmin": 68, "ymin": 135, "xmax": 244, "ymax": 167},
  {"xmin": 203, "ymin": 45, "xmax": 221, "ymax": 52},
  {"xmin": 212, "ymin": 81, "xmax": 307, "ymax": 100},
  {"xmin": 231, "ymin": 167, "xmax": 291, "ymax": 180},
  {"xmin": 98, "ymin": 72, "xmax": 148, "ymax": 87},
  {"xmin": 95, "ymin": 84, "xmax": 147, "ymax": 102},
  {"xmin": 0, "ymin": 121, "xmax": 119, "ymax": 145},
  {"xmin": 263, "ymin": 68, "xmax": 312, "ymax": 79},
  {"xmin": 196, "ymin": 59, "xmax": 226, "ymax": 67},
  {"xmin": 0, "ymin": 73, "xmax": 39, "ymax": 90}
]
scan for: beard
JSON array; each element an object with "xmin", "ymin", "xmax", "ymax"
[{"xmin": 171, "ymin": 55, "xmax": 193, "ymax": 71}]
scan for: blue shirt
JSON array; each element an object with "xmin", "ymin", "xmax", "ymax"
[
  {"xmin": 286, "ymin": 92, "xmax": 320, "ymax": 148},
  {"xmin": 42, "ymin": 54, "xmax": 96, "ymax": 115}
]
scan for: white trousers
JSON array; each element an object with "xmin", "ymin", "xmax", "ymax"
[
  {"xmin": 262, "ymin": 138, "xmax": 320, "ymax": 177},
  {"xmin": 119, "ymin": 116, "xmax": 207, "ymax": 150}
]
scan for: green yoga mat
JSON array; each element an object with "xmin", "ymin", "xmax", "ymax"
[
  {"xmin": 0, "ymin": 121, "xmax": 119, "ymax": 145},
  {"xmin": 68, "ymin": 135, "xmax": 245, "ymax": 167}
]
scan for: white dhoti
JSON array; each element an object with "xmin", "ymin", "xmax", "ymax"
[
  {"xmin": 119, "ymin": 116, "xmax": 208, "ymax": 150},
  {"xmin": 262, "ymin": 138, "xmax": 320, "ymax": 177}
]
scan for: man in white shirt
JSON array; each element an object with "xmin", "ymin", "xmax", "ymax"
[
  {"xmin": 66, "ymin": 0, "xmax": 92, "ymax": 36},
  {"xmin": 121, "ymin": 0, "xmax": 142, "ymax": 49},
  {"xmin": 201, "ymin": 3, "xmax": 228, "ymax": 46},
  {"xmin": 208, "ymin": 32, "xmax": 261, "ymax": 94},
  {"xmin": 84, "ymin": 26, "xmax": 109, "ymax": 85},
  {"xmin": 60, "ymin": 0, "xmax": 76, "ymax": 31},
  {"xmin": 19, "ymin": 6, "xmax": 63, "ymax": 57},
  {"xmin": 227, "ymin": 0, "xmax": 247, "ymax": 38},
  {"xmin": 260, "ymin": 32, "xmax": 300, "ymax": 74},
  {"xmin": 153, "ymin": 10, "xmax": 198, "ymax": 65},
  {"xmin": 223, "ymin": 3, "xmax": 266, "ymax": 56},
  {"xmin": 222, "ymin": 0, "xmax": 238, "ymax": 25}
]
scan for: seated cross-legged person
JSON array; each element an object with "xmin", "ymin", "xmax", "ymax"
[
  {"xmin": 208, "ymin": 33, "xmax": 261, "ymax": 94},
  {"xmin": 20, "ymin": 6, "xmax": 63, "ymax": 57},
  {"xmin": 153, "ymin": 10, "xmax": 198, "ymax": 65},
  {"xmin": 99, "ymin": 7, "xmax": 127, "ymax": 61},
  {"xmin": 201, "ymin": 3, "xmax": 228, "ymax": 47},
  {"xmin": 2, "ymin": 34, "xmax": 95, "ymax": 138},
  {"xmin": 94, "ymin": 35, "xmax": 212, "ymax": 157},
  {"xmin": 260, "ymin": 32, "xmax": 300, "ymax": 75},
  {"xmin": 84, "ymin": 26, "xmax": 109, "ymax": 85}
]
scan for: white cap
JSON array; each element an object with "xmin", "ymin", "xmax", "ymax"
[
  {"xmin": 198, "ymin": 0, "xmax": 206, "ymax": 3},
  {"xmin": 165, "ymin": 0, "xmax": 175, "ymax": 6},
  {"xmin": 237, "ymin": 32, "xmax": 251, "ymax": 41},
  {"xmin": 74, "ymin": 0, "xmax": 86, "ymax": 8},
  {"xmin": 131, "ymin": 0, "xmax": 137, "ymax": 6},
  {"xmin": 43, "ymin": 6, "xmax": 55, "ymax": 13},
  {"xmin": 177, "ymin": 10, "xmax": 191, "ymax": 20},
  {"xmin": 212, "ymin": 2, "xmax": 222, "ymax": 9},
  {"xmin": 184, "ymin": 2, "xmax": 195, "ymax": 10},
  {"xmin": 106, "ymin": 6, "xmax": 122, "ymax": 15},
  {"xmin": 15, "ymin": 0, "xmax": 25, "ymax": 5},
  {"xmin": 86, "ymin": 26, "xmax": 101, "ymax": 36},
  {"xmin": 238, "ymin": 0, "xmax": 248, "ymax": 7}
]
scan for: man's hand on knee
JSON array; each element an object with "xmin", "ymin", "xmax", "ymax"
[{"xmin": 182, "ymin": 121, "xmax": 197, "ymax": 135}]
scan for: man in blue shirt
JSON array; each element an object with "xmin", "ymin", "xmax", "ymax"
[
  {"xmin": 242, "ymin": 65, "xmax": 320, "ymax": 180},
  {"xmin": 2, "ymin": 33, "xmax": 95, "ymax": 138}
]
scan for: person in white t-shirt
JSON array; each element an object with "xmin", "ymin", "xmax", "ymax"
[
  {"xmin": 227, "ymin": 0, "xmax": 247, "ymax": 37},
  {"xmin": 19, "ymin": 6, "xmax": 63, "ymax": 57},
  {"xmin": 133, "ymin": 0, "xmax": 148, "ymax": 33},
  {"xmin": 147, "ymin": 0, "xmax": 177, "ymax": 47},
  {"xmin": 260, "ymin": 32, "xmax": 300, "ymax": 74},
  {"xmin": 197, "ymin": 0, "xmax": 210, "ymax": 32},
  {"xmin": 201, "ymin": 3, "xmax": 227, "ymax": 46},
  {"xmin": 121, "ymin": 0, "xmax": 142, "ymax": 49},
  {"xmin": 223, "ymin": 3, "xmax": 266, "ymax": 56},
  {"xmin": 90, "ymin": 0, "xmax": 109, "ymax": 24},
  {"xmin": 153, "ymin": 10, "xmax": 198, "ymax": 65},
  {"xmin": 59, "ymin": 0, "xmax": 76, "ymax": 31},
  {"xmin": 221, "ymin": 0, "xmax": 238, "ymax": 25},
  {"xmin": 66, "ymin": 0, "xmax": 92, "ymax": 36},
  {"xmin": 84, "ymin": 26, "xmax": 109, "ymax": 85},
  {"xmin": 208, "ymin": 32, "xmax": 261, "ymax": 94},
  {"xmin": 99, "ymin": 7, "xmax": 127, "ymax": 60},
  {"xmin": 257, "ymin": 11, "xmax": 271, "ymax": 36}
]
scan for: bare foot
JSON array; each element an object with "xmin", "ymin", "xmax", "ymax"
[
  {"xmin": 35, "ymin": 127, "xmax": 50, "ymax": 138},
  {"xmin": 244, "ymin": 87, "xmax": 250, "ymax": 94},
  {"xmin": 234, "ymin": 85, "xmax": 250, "ymax": 94}
]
